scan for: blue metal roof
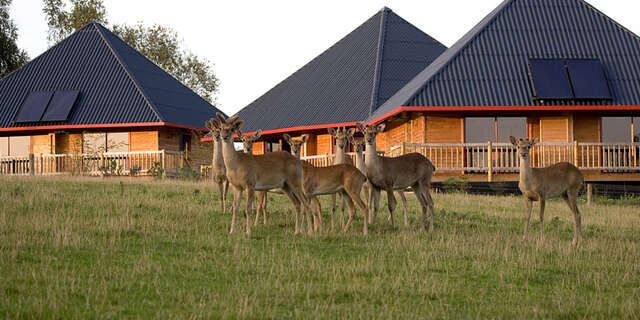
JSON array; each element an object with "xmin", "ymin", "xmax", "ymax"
[
  {"xmin": 369, "ymin": 0, "xmax": 640, "ymax": 122},
  {"xmin": 233, "ymin": 7, "xmax": 447, "ymax": 133},
  {"xmin": 0, "ymin": 21, "xmax": 225, "ymax": 130}
]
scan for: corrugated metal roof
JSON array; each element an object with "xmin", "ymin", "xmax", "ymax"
[
  {"xmin": 233, "ymin": 7, "xmax": 447, "ymax": 133},
  {"xmin": 369, "ymin": 0, "xmax": 640, "ymax": 123},
  {"xmin": 0, "ymin": 21, "xmax": 225, "ymax": 130}
]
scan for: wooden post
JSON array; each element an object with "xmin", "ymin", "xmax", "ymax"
[
  {"xmin": 400, "ymin": 142, "xmax": 406, "ymax": 155},
  {"xmin": 573, "ymin": 140, "xmax": 579, "ymax": 167},
  {"xmin": 587, "ymin": 184, "xmax": 593, "ymax": 206},
  {"xmin": 487, "ymin": 141, "xmax": 493, "ymax": 182},
  {"xmin": 29, "ymin": 154, "xmax": 35, "ymax": 176},
  {"xmin": 161, "ymin": 150, "xmax": 166, "ymax": 179},
  {"xmin": 40, "ymin": 154, "xmax": 44, "ymax": 174}
]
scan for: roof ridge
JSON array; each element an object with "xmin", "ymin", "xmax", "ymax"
[
  {"xmin": 92, "ymin": 22, "xmax": 164, "ymax": 122},
  {"xmin": 576, "ymin": 0, "xmax": 640, "ymax": 42},
  {"xmin": 368, "ymin": 7, "xmax": 389, "ymax": 116}
]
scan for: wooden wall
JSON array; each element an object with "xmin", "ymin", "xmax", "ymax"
[
  {"xmin": 540, "ymin": 117, "xmax": 569, "ymax": 142},
  {"xmin": 252, "ymin": 141, "xmax": 265, "ymax": 155},
  {"xmin": 31, "ymin": 134, "xmax": 53, "ymax": 154},
  {"xmin": 426, "ymin": 115, "xmax": 463, "ymax": 143},
  {"xmin": 55, "ymin": 133, "xmax": 83, "ymax": 154},
  {"xmin": 316, "ymin": 134, "xmax": 332, "ymax": 155},
  {"xmin": 130, "ymin": 131, "xmax": 158, "ymax": 151}
]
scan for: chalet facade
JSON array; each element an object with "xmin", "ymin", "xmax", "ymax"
[
  {"xmin": 206, "ymin": 7, "xmax": 447, "ymax": 156},
  {"xmin": 0, "ymin": 21, "xmax": 224, "ymax": 175}
]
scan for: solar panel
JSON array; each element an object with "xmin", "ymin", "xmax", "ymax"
[
  {"xmin": 41, "ymin": 90, "xmax": 80, "ymax": 121},
  {"xmin": 13, "ymin": 91, "xmax": 54, "ymax": 123},
  {"xmin": 566, "ymin": 59, "xmax": 611, "ymax": 99},
  {"xmin": 529, "ymin": 59, "xmax": 574, "ymax": 99}
]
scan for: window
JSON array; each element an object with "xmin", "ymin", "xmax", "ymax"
[
  {"xmin": 465, "ymin": 117, "xmax": 527, "ymax": 143},
  {"xmin": 0, "ymin": 137, "xmax": 9, "ymax": 156},
  {"xmin": 107, "ymin": 132, "xmax": 129, "ymax": 152},
  {"xmin": 602, "ymin": 117, "xmax": 632, "ymax": 143},
  {"xmin": 179, "ymin": 134, "xmax": 191, "ymax": 152},
  {"xmin": 465, "ymin": 117, "xmax": 494, "ymax": 143},
  {"xmin": 266, "ymin": 142, "xmax": 280, "ymax": 153},
  {"xmin": 528, "ymin": 59, "xmax": 610, "ymax": 100},
  {"xmin": 497, "ymin": 117, "xmax": 527, "ymax": 143},
  {"xmin": 634, "ymin": 117, "xmax": 640, "ymax": 142},
  {"xmin": 83, "ymin": 133, "xmax": 106, "ymax": 153}
]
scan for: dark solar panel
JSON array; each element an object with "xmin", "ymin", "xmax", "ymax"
[
  {"xmin": 13, "ymin": 91, "xmax": 54, "ymax": 122},
  {"xmin": 529, "ymin": 59, "xmax": 573, "ymax": 99},
  {"xmin": 566, "ymin": 59, "xmax": 611, "ymax": 99},
  {"xmin": 41, "ymin": 90, "xmax": 80, "ymax": 121}
]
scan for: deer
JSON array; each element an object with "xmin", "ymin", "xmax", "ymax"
[
  {"xmin": 205, "ymin": 119, "xmax": 229, "ymax": 214},
  {"xmin": 213, "ymin": 113, "xmax": 315, "ymax": 235},
  {"xmin": 283, "ymin": 133, "xmax": 370, "ymax": 235},
  {"xmin": 237, "ymin": 129, "xmax": 269, "ymax": 225},
  {"xmin": 350, "ymin": 136, "xmax": 411, "ymax": 227},
  {"xmin": 356, "ymin": 123, "xmax": 436, "ymax": 232},
  {"xmin": 509, "ymin": 136, "xmax": 584, "ymax": 246},
  {"xmin": 327, "ymin": 127, "xmax": 354, "ymax": 228}
]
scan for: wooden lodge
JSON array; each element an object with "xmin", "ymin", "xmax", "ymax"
[
  {"xmin": 216, "ymin": 1, "xmax": 640, "ymax": 183},
  {"xmin": 0, "ymin": 21, "xmax": 223, "ymax": 176}
]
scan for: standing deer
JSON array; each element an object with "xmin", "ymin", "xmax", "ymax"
[
  {"xmin": 327, "ymin": 127, "xmax": 354, "ymax": 228},
  {"xmin": 510, "ymin": 136, "xmax": 584, "ymax": 246},
  {"xmin": 284, "ymin": 134, "xmax": 370, "ymax": 235},
  {"xmin": 205, "ymin": 119, "xmax": 229, "ymax": 214},
  {"xmin": 214, "ymin": 113, "xmax": 314, "ymax": 235},
  {"xmin": 350, "ymin": 137, "xmax": 411, "ymax": 227},
  {"xmin": 356, "ymin": 123, "xmax": 436, "ymax": 231},
  {"xmin": 237, "ymin": 129, "xmax": 268, "ymax": 225}
]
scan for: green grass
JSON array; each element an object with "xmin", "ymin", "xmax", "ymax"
[{"xmin": 1, "ymin": 177, "xmax": 639, "ymax": 319}]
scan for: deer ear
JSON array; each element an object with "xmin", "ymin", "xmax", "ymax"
[
  {"xmin": 356, "ymin": 123, "xmax": 365, "ymax": 132},
  {"xmin": 236, "ymin": 128, "xmax": 244, "ymax": 138},
  {"xmin": 216, "ymin": 112, "xmax": 226, "ymax": 123},
  {"xmin": 283, "ymin": 133, "xmax": 291, "ymax": 143},
  {"xmin": 376, "ymin": 123, "xmax": 386, "ymax": 133},
  {"xmin": 530, "ymin": 137, "xmax": 538, "ymax": 145},
  {"xmin": 347, "ymin": 135, "xmax": 355, "ymax": 144},
  {"xmin": 509, "ymin": 136, "xmax": 518, "ymax": 146},
  {"xmin": 253, "ymin": 130, "xmax": 262, "ymax": 140},
  {"xmin": 347, "ymin": 128, "xmax": 356, "ymax": 137},
  {"xmin": 327, "ymin": 128, "xmax": 336, "ymax": 136},
  {"xmin": 300, "ymin": 134, "xmax": 309, "ymax": 143},
  {"xmin": 233, "ymin": 120, "xmax": 243, "ymax": 131}
]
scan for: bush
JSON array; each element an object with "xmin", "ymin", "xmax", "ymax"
[
  {"xmin": 129, "ymin": 166, "xmax": 142, "ymax": 177},
  {"xmin": 178, "ymin": 166, "xmax": 201, "ymax": 181},
  {"xmin": 442, "ymin": 175, "xmax": 471, "ymax": 193},
  {"xmin": 148, "ymin": 162, "xmax": 164, "ymax": 179}
]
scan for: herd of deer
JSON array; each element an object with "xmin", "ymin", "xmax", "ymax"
[{"xmin": 206, "ymin": 113, "xmax": 584, "ymax": 246}]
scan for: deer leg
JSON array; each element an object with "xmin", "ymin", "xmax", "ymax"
[
  {"xmin": 341, "ymin": 194, "xmax": 346, "ymax": 229},
  {"xmin": 230, "ymin": 186, "xmax": 243, "ymax": 234},
  {"xmin": 369, "ymin": 188, "xmax": 381, "ymax": 225},
  {"xmin": 341, "ymin": 190, "xmax": 357, "ymax": 233},
  {"xmin": 386, "ymin": 189, "xmax": 397, "ymax": 228},
  {"xmin": 245, "ymin": 188, "xmax": 254, "ymax": 236},
  {"xmin": 290, "ymin": 185, "xmax": 314, "ymax": 235},
  {"xmin": 413, "ymin": 184, "xmax": 428, "ymax": 232},
  {"xmin": 314, "ymin": 198, "xmax": 323, "ymax": 231},
  {"xmin": 223, "ymin": 179, "xmax": 229, "ymax": 213},
  {"xmin": 564, "ymin": 192, "xmax": 582, "ymax": 246},
  {"xmin": 254, "ymin": 191, "xmax": 262, "ymax": 226},
  {"xmin": 539, "ymin": 199, "xmax": 546, "ymax": 240},
  {"xmin": 345, "ymin": 184, "xmax": 369, "ymax": 236},
  {"xmin": 398, "ymin": 191, "xmax": 409, "ymax": 227},
  {"xmin": 282, "ymin": 188, "xmax": 301, "ymax": 235},
  {"xmin": 262, "ymin": 192, "xmax": 268, "ymax": 225},
  {"xmin": 424, "ymin": 189, "xmax": 435, "ymax": 232},
  {"xmin": 330, "ymin": 193, "xmax": 337, "ymax": 231},
  {"xmin": 217, "ymin": 181, "xmax": 225, "ymax": 213},
  {"xmin": 523, "ymin": 198, "xmax": 532, "ymax": 240}
]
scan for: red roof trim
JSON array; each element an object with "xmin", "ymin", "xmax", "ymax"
[
  {"xmin": 367, "ymin": 105, "xmax": 640, "ymax": 124},
  {"xmin": 0, "ymin": 122, "xmax": 208, "ymax": 133},
  {"xmin": 201, "ymin": 121, "xmax": 360, "ymax": 142}
]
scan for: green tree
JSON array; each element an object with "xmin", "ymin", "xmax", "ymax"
[
  {"xmin": 42, "ymin": 0, "xmax": 219, "ymax": 103},
  {"xmin": 1, "ymin": 0, "xmax": 29, "ymax": 77}
]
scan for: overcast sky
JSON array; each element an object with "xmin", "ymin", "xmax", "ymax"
[{"xmin": 9, "ymin": 0, "xmax": 640, "ymax": 116}]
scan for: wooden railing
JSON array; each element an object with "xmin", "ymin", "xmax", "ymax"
[{"xmin": 0, "ymin": 150, "xmax": 186, "ymax": 176}]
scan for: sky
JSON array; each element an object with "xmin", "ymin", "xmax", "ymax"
[{"xmin": 9, "ymin": 0, "xmax": 640, "ymax": 116}]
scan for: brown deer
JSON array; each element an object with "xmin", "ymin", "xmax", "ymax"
[
  {"xmin": 350, "ymin": 137, "xmax": 411, "ymax": 227},
  {"xmin": 237, "ymin": 129, "xmax": 269, "ymax": 225},
  {"xmin": 327, "ymin": 127, "xmax": 354, "ymax": 228},
  {"xmin": 214, "ymin": 113, "xmax": 314, "ymax": 235},
  {"xmin": 284, "ymin": 134, "xmax": 370, "ymax": 235},
  {"xmin": 205, "ymin": 119, "xmax": 229, "ymax": 214},
  {"xmin": 509, "ymin": 136, "xmax": 584, "ymax": 246},
  {"xmin": 356, "ymin": 123, "xmax": 436, "ymax": 231}
]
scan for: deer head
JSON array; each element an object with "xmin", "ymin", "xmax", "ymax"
[
  {"xmin": 216, "ymin": 112, "xmax": 243, "ymax": 144},
  {"xmin": 205, "ymin": 118, "xmax": 221, "ymax": 141},
  {"xmin": 328, "ymin": 127, "xmax": 356, "ymax": 152},
  {"xmin": 510, "ymin": 136, "xmax": 538, "ymax": 161},
  {"xmin": 237, "ymin": 129, "xmax": 262, "ymax": 153},
  {"xmin": 283, "ymin": 134, "xmax": 309, "ymax": 158},
  {"xmin": 356, "ymin": 123, "xmax": 385, "ymax": 146},
  {"xmin": 348, "ymin": 136, "xmax": 365, "ymax": 153}
]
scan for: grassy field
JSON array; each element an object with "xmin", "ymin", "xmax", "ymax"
[{"xmin": 1, "ymin": 177, "xmax": 639, "ymax": 318}]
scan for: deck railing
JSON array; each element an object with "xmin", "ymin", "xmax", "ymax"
[{"xmin": 0, "ymin": 150, "xmax": 186, "ymax": 176}]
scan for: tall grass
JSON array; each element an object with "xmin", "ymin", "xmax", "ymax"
[{"xmin": 1, "ymin": 177, "xmax": 638, "ymax": 318}]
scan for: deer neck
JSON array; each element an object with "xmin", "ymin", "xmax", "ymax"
[
  {"xmin": 364, "ymin": 140, "xmax": 380, "ymax": 168},
  {"xmin": 334, "ymin": 145, "xmax": 346, "ymax": 164},
  {"xmin": 519, "ymin": 155, "xmax": 534, "ymax": 188},
  {"xmin": 212, "ymin": 138, "xmax": 224, "ymax": 166},
  {"xmin": 221, "ymin": 139, "xmax": 240, "ymax": 171},
  {"xmin": 354, "ymin": 150, "xmax": 365, "ymax": 171}
]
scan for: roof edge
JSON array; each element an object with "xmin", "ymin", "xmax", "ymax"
[
  {"xmin": 368, "ymin": 7, "xmax": 389, "ymax": 116},
  {"xmin": 0, "ymin": 121, "xmax": 208, "ymax": 133},
  {"xmin": 200, "ymin": 121, "xmax": 362, "ymax": 142}
]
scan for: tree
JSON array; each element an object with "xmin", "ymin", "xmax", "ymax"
[
  {"xmin": 42, "ymin": 0, "xmax": 219, "ymax": 103},
  {"xmin": 1, "ymin": 0, "xmax": 29, "ymax": 78}
]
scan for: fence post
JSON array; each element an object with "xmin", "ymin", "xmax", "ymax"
[
  {"xmin": 573, "ymin": 140, "xmax": 579, "ymax": 167},
  {"xmin": 29, "ymin": 154, "xmax": 35, "ymax": 176},
  {"xmin": 487, "ymin": 141, "xmax": 493, "ymax": 182},
  {"xmin": 161, "ymin": 150, "xmax": 166, "ymax": 179},
  {"xmin": 587, "ymin": 183, "xmax": 593, "ymax": 206},
  {"xmin": 40, "ymin": 154, "xmax": 43, "ymax": 174},
  {"xmin": 401, "ymin": 142, "xmax": 406, "ymax": 155}
]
